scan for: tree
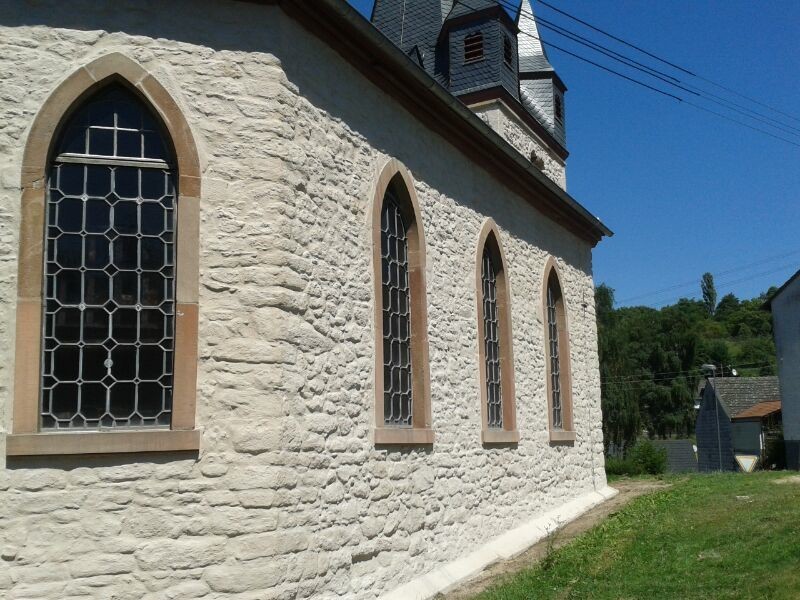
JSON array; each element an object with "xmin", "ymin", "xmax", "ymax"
[
  {"xmin": 701, "ymin": 272, "xmax": 717, "ymax": 316},
  {"xmin": 595, "ymin": 280, "xmax": 777, "ymax": 452}
]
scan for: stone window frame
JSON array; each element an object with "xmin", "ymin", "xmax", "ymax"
[
  {"xmin": 475, "ymin": 219, "xmax": 519, "ymax": 445},
  {"xmin": 542, "ymin": 257, "xmax": 575, "ymax": 443},
  {"xmin": 6, "ymin": 53, "xmax": 201, "ymax": 456},
  {"xmin": 370, "ymin": 159, "xmax": 434, "ymax": 446}
]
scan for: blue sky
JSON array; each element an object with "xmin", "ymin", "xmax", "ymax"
[{"xmin": 347, "ymin": 0, "xmax": 800, "ymax": 307}]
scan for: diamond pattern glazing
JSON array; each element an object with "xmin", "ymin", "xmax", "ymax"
[
  {"xmin": 380, "ymin": 192, "xmax": 413, "ymax": 427},
  {"xmin": 41, "ymin": 86, "xmax": 175, "ymax": 429},
  {"xmin": 482, "ymin": 249, "xmax": 503, "ymax": 428}
]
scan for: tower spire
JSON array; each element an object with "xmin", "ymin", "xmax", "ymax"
[{"xmin": 517, "ymin": 0, "xmax": 553, "ymax": 74}]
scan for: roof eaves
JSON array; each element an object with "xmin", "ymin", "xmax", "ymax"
[
  {"xmin": 763, "ymin": 267, "xmax": 800, "ymax": 310},
  {"xmin": 267, "ymin": 0, "xmax": 612, "ymax": 244}
]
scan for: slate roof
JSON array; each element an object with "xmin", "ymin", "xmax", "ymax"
[
  {"xmin": 732, "ymin": 400, "xmax": 781, "ymax": 420},
  {"xmin": 709, "ymin": 376, "xmax": 781, "ymax": 419},
  {"xmin": 445, "ymin": 0, "xmax": 501, "ymax": 21},
  {"xmin": 372, "ymin": 0, "xmax": 565, "ymax": 153},
  {"xmin": 650, "ymin": 439, "xmax": 698, "ymax": 473}
]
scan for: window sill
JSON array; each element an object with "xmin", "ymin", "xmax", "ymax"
[
  {"xmin": 5, "ymin": 429, "xmax": 201, "ymax": 456},
  {"xmin": 374, "ymin": 427, "xmax": 434, "ymax": 446},
  {"xmin": 549, "ymin": 429, "xmax": 576, "ymax": 444},
  {"xmin": 482, "ymin": 428, "xmax": 520, "ymax": 445}
]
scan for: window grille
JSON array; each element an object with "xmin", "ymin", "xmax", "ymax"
[
  {"xmin": 464, "ymin": 32, "xmax": 484, "ymax": 63},
  {"xmin": 41, "ymin": 86, "xmax": 175, "ymax": 429},
  {"xmin": 547, "ymin": 281, "xmax": 562, "ymax": 429},
  {"xmin": 503, "ymin": 35, "xmax": 513, "ymax": 68},
  {"xmin": 380, "ymin": 191, "xmax": 413, "ymax": 427},
  {"xmin": 481, "ymin": 249, "xmax": 503, "ymax": 428}
]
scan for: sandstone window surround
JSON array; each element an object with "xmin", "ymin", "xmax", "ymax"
[
  {"xmin": 6, "ymin": 53, "xmax": 201, "ymax": 457},
  {"xmin": 475, "ymin": 219, "xmax": 519, "ymax": 445},
  {"xmin": 371, "ymin": 159, "xmax": 433, "ymax": 446},
  {"xmin": 543, "ymin": 257, "xmax": 575, "ymax": 443}
]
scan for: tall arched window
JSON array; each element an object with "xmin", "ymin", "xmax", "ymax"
[
  {"xmin": 371, "ymin": 160, "xmax": 433, "ymax": 446},
  {"xmin": 475, "ymin": 220, "xmax": 518, "ymax": 444},
  {"xmin": 43, "ymin": 86, "xmax": 175, "ymax": 429},
  {"xmin": 543, "ymin": 259, "xmax": 574, "ymax": 442},
  {"xmin": 8, "ymin": 54, "xmax": 200, "ymax": 456}
]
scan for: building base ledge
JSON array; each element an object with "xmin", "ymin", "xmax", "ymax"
[{"xmin": 379, "ymin": 484, "xmax": 619, "ymax": 600}]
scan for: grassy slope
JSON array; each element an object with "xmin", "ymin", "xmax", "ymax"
[{"xmin": 474, "ymin": 473, "xmax": 800, "ymax": 600}]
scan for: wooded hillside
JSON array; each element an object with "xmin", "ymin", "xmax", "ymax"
[{"xmin": 596, "ymin": 276, "xmax": 777, "ymax": 452}]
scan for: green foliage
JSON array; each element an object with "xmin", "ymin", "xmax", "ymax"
[
  {"xmin": 628, "ymin": 439, "xmax": 668, "ymax": 474},
  {"xmin": 604, "ymin": 455, "xmax": 638, "ymax": 476},
  {"xmin": 597, "ymin": 282, "xmax": 778, "ymax": 452},
  {"xmin": 701, "ymin": 272, "xmax": 717, "ymax": 316},
  {"xmin": 473, "ymin": 473, "xmax": 800, "ymax": 600},
  {"xmin": 605, "ymin": 440, "xmax": 667, "ymax": 476}
]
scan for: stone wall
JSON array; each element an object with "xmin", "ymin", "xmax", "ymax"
[
  {"xmin": 470, "ymin": 100, "xmax": 567, "ymax": 190},
  {"xmin": 0, "ymin": 1, "xmax": 605, "ymax": 598}
]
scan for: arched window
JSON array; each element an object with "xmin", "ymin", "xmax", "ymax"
[
  {"xmin": 8, "ymin": 54, "xmax": 200, "ymax": 456},
  {"xmin": 543, "ymin": 259, "xmax": 574, "ymax": 442},
  {"xmin": 476, "ymin": 220, "xmax": 518, "ymax": 444},
  {"xmin": 371, "ymin": 160, "xmax": 433, "ymax": 445},
  {"xmin": 43, "ymin": 86, "xmax": 175, "ymax": 429}
]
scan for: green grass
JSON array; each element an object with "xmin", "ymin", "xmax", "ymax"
[{"xmin": 473, "ymin": 473, "xmax": 800, "ymax": 600}]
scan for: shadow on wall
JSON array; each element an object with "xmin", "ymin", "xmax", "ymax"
[
  {"xmin": 5, "ymin": 451, "xmax": 199, "ymax": 471},
  {"xmin": 4, "ymin": 0, "xmax": 590, "ymax": 274}
]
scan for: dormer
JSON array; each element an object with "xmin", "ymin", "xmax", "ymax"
[{"xmin": 440, "ymin": 1, "xmax": 519, "ymax": 100}]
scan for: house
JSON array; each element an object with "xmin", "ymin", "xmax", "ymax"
[
  {"xmin": 696, "ymin": 376, "xmax": 782, "ymax": 472},
  {"xmin": 0, "ymin": 1, "xmax": 613, "ymax": 599},
  {"xmin": 650, "ymin": 439, "xmax": 698, "ymax": 473},
  {"xmin": 766, "ymin": 268, "xmax": 800, "ymax": 469}
]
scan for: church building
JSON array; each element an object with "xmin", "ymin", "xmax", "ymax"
[{"xmin": 0, "ymin": 1, "xmax": 613, "ymax": 598}]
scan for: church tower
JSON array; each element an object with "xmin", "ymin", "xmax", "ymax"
[
  {"xmin": 371, "ymin": 1, "xmax": 568, "ymax": 189},
  {"xmin": 518, "ymin": 0, "xmax": 567, "ymax": 147}
]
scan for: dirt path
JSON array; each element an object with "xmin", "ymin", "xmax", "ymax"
[{"xmin": 439, "ymin": 479, "xmax": 670, "ymax": 600}]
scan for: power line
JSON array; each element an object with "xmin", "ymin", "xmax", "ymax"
[
  {"xmin": 539, "ymin": 14, "xmax": 800, "ymax": 141},
  {"xmin": 496, "ymin": 0, "xmax": 800, "ymax": 142},
  {"xmin": 535, "ymin": 0, "xmax": 695, "ymax": 76},
  {"xmin": 641, "ymin": 262, "xmax": 797, "ymax": 309},
  {"xmin": 616, "ymin": 248, "xmax": 800, "ymax": 304},
  {"xmin": 683, "ymin": 100, "xmax": 800, "ymax": 148},
  {"xmin": 534, "ymin": 0, "xmax": 800, "ymax": 126},
  {"xmin": 601, "ymin": 361, "xmax": 775, "ymax": 388},
  {"xmin": 601, "ymin": 360, "xmax": 775, "ymax": 385}
]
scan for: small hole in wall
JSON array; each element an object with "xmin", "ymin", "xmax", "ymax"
[{"xmin": 531, "ymin": 152, "xmax": 545, "ymax": 169}]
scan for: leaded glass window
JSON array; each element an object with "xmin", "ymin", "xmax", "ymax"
[
  {"xmin": 547, "ymin": 280, "xmax": 562, "ymax": 429},
  {"xmin": 482, "ymin": 248, "xmax": 503, "ymax": 428},
  {"xmin": 380, "ymin": 191, "xmax": 412, "ymax": 427},
  {"xmin": 41, "ymin": 86, "xmax": 176, "ymax": 429}
]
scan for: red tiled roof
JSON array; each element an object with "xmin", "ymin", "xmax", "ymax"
[{"xmin": 732, "ymin": 400, "xmax": 782, "ymax": 420}]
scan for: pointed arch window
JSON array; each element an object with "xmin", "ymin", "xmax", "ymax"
[
  {"xmin": 372, "ymin": 160, "xmax": 433, "ymax": 445},
  {"xmin": 543, "ymin": 260, "xmax": 575, "ymax": 442},
  {"xmin": 7, "ymin": 54, "xmax": 201, "ymax": 456},
  {"xmin": 43, "ymin": 86, "xmax": 175, "ymax": 430},
  {"xmin": 476, "ymin": 220, "xmax": 518, "ymax": 444}
]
